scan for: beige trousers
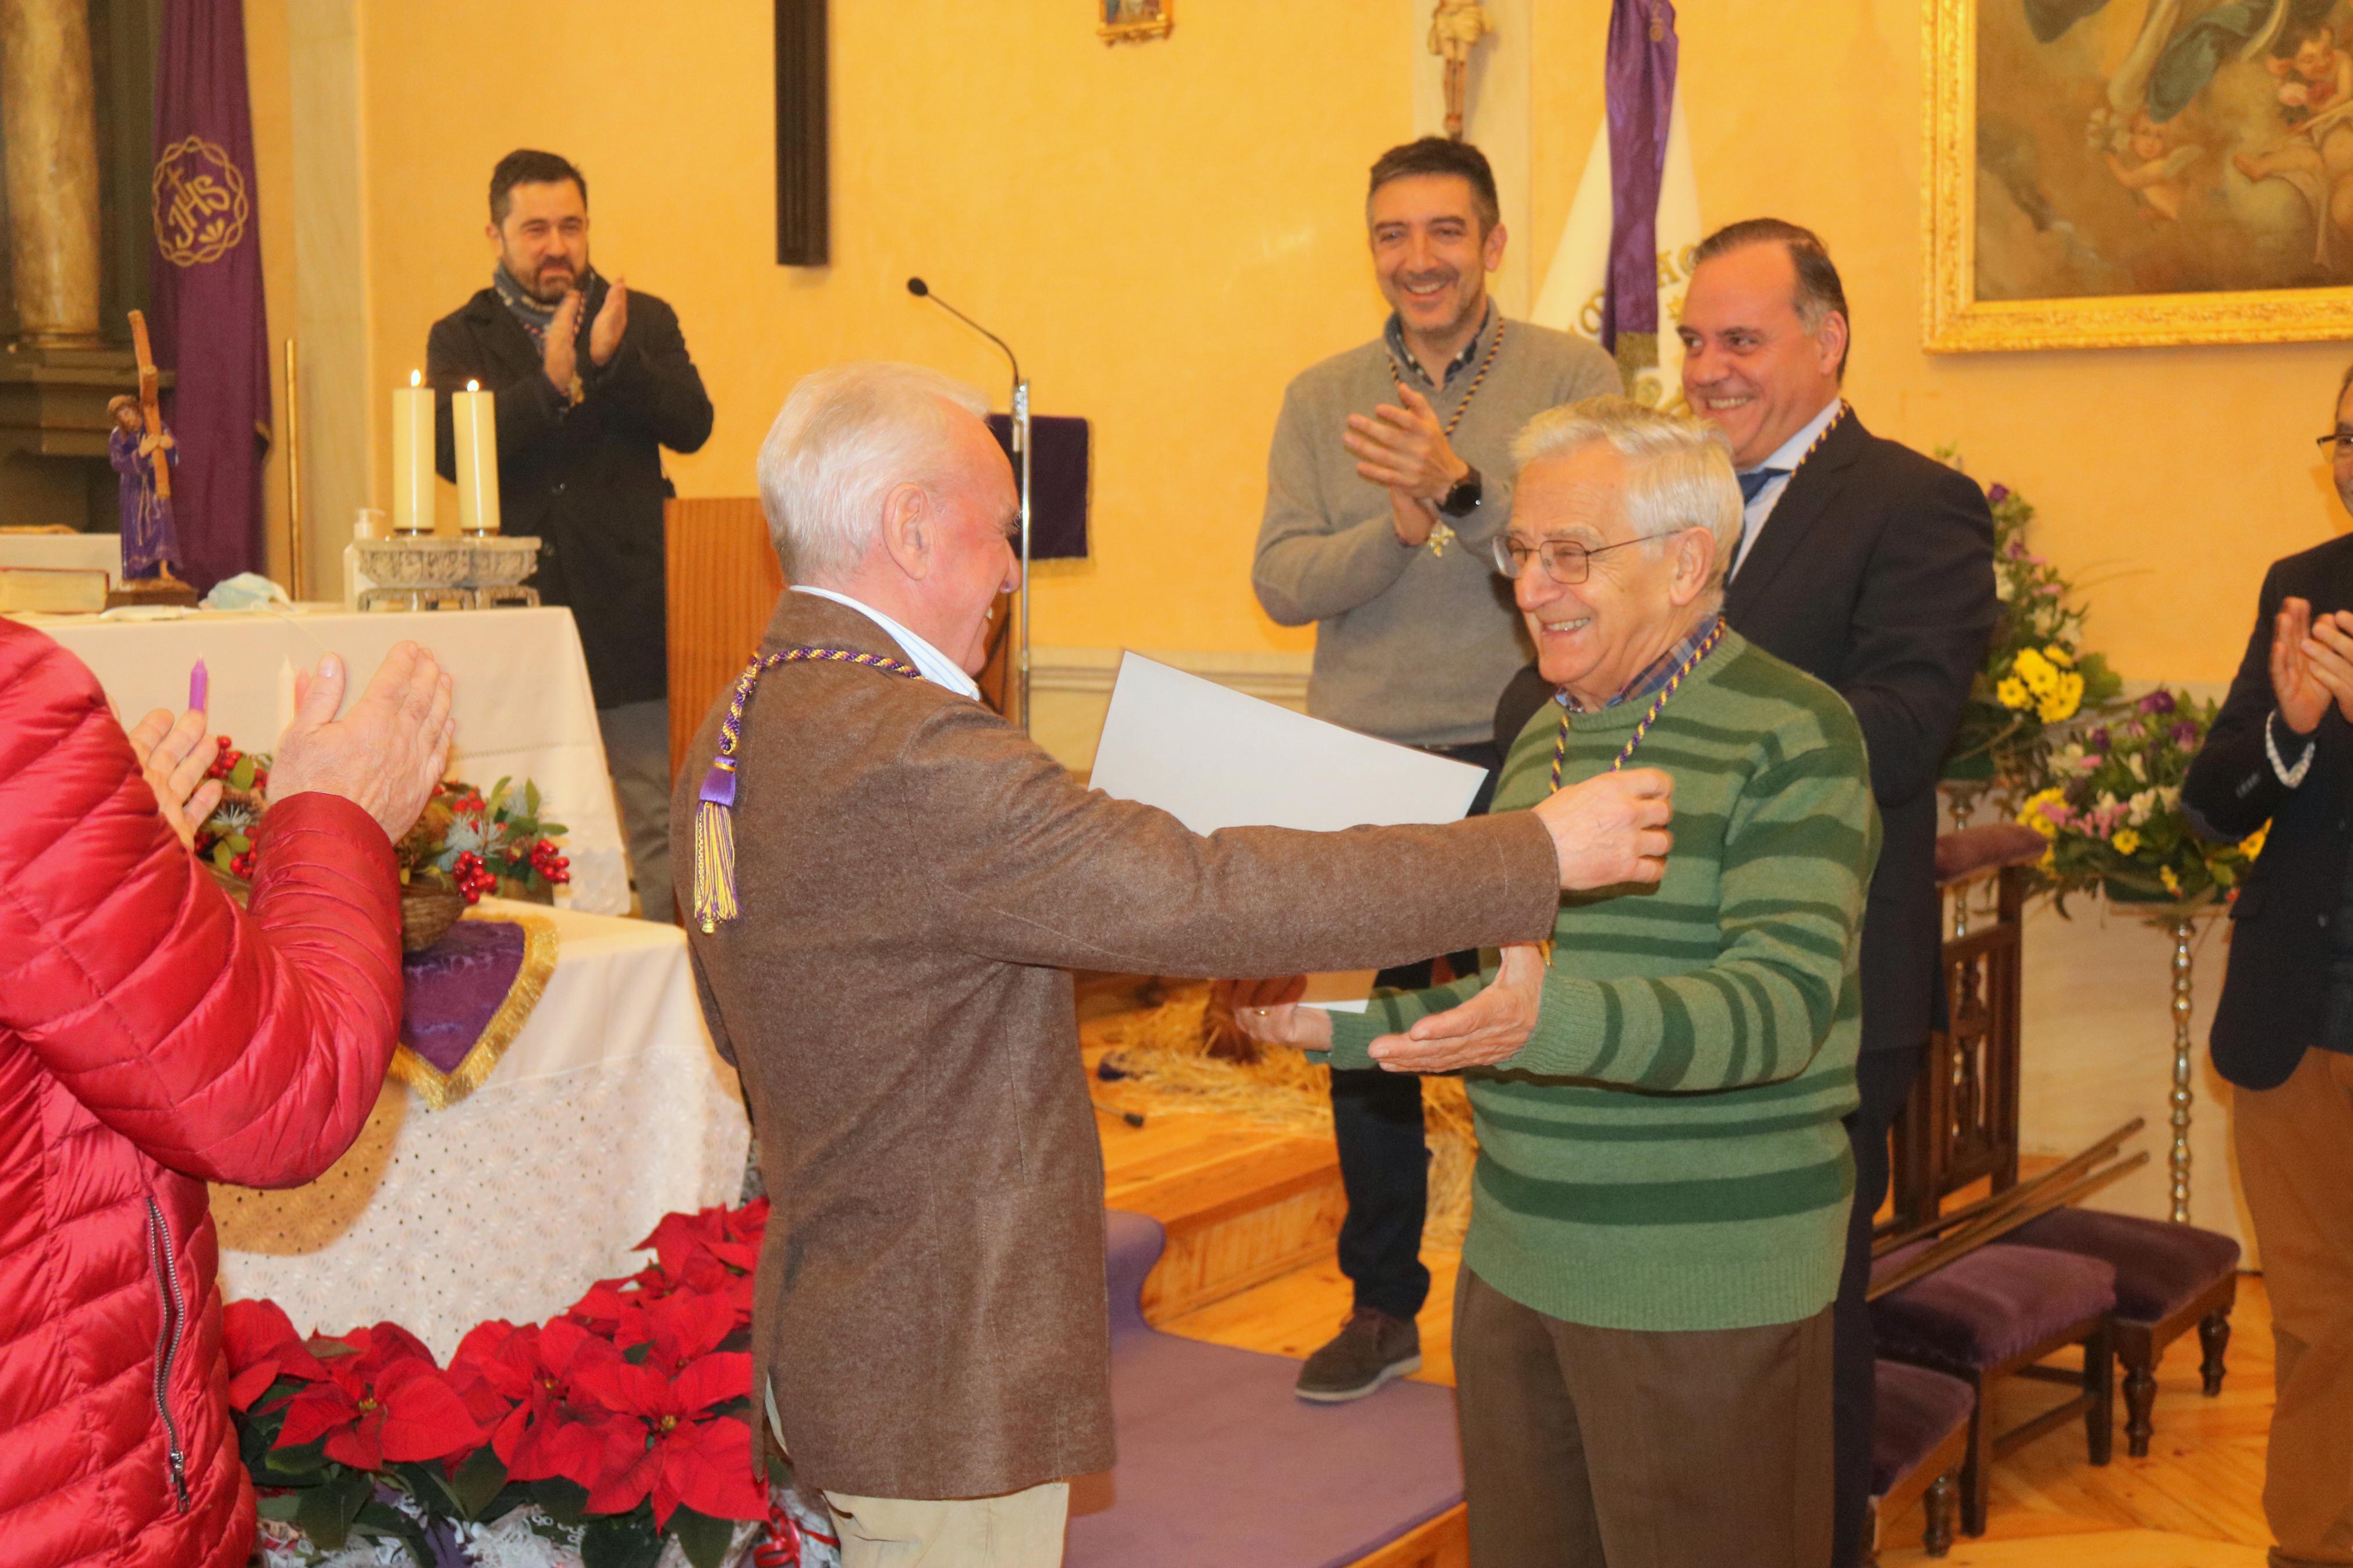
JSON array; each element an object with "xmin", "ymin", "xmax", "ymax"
[
  {"xmin": 822, "ymin": 1481, "xmax": 1070, "ymax": 1568},
  {"xmin": 2236, "ymin": 1047, "xmax": 2353, "ymax": 1567}
]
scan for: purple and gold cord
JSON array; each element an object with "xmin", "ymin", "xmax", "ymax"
[{"xmin": 1548, "ymin": 620, "xmax": 1727, "ymax": 791}]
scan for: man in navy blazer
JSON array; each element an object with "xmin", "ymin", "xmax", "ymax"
[
  {"xmin": 1679, "ymin": 219, "xmax": 1996, "ymax": 1568},
  {"xmin": 2181, "ymin": 367, "xmax": 2353, "ymax": 1568}
]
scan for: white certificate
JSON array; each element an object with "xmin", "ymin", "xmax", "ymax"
[{"xmin": 1086, "ymin": 653, "xmax": 1489, "ymax": 1010}]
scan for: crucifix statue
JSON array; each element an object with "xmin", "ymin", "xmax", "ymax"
[
  {"xmin": 111, "ymin": 309, "xmax": 184, "ymax": 585},
  {"xmin": 1429, "ymin": 0, "xmax": 1496, "ymax": 140}
]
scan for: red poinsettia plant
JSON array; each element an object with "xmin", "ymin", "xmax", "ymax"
[{"xmin": 226, "ymin": 1201, "xmax": 780, "ymax": 1568}]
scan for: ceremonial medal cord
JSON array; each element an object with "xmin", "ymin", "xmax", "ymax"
[
  {"xmin": 1384, "ymin": 319, "xmax": 1507, "ymax": 559},
  {"xmin": 690, "ymin": 645, "xmax": 927, "ymax": 932},
  {"xmin": 1548, "ymin": 618, "xmax": 1727, "ymax": 791}
]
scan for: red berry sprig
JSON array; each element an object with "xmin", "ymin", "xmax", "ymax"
[
  {"xmin": 229, "ymin": 849, "xmax": 257, "ymax": 880},
  {"xmin": 450, "ymin": 851, "xmax": 497, "ymax": 905},
  {"xmin": 528, "ymin": 837, "xmax": 570, "ymax": 887},
  {"xmin": 205, "ymin": 737, "xmax": 238, "ymax": 780}
]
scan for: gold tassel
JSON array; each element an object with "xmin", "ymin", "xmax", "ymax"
[{"xmin": 692, "ymin": 794, "xmax": 739, "ymax": 933}]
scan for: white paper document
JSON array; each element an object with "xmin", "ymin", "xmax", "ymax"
[{"xmin": 1086, "ymin": 653, "xmax": 1488, "ymax": 1010}]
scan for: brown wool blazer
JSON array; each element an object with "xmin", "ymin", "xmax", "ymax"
[{"xmin": 672, "ymin": 591, "xmax": 1561, "ymax": 1499}]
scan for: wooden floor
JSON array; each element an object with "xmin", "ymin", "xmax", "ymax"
[{"xmin": 1087, "ymin": 1010, "xmax": 2281, "ymax": 1568}]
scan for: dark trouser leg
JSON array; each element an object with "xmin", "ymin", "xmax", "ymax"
[
  {"xmin": 1331, "ymin": 1009, "xmax": 1432, "ymax": 1320},
  {"xmin": 1454, "ymin": 1268, "xmax": 1603, "ymax": 1568},
  {"xmin": 597, "ymin": 698, "xmax": 674, "ymax": 922},
  {"xmin": 1832, "ymin": 1043, "xmax": 1927, "ymax": 1568}
]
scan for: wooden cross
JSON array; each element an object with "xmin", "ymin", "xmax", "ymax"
[{"xmin": 127, "ymin": 308, "xmax": 171, "ymax": 500}]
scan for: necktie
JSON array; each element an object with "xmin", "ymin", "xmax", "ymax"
[{"xmin": 1737, "ymin": 467, "xmax": 1790, "ymax": 505}]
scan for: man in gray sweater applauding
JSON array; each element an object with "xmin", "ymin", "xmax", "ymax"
[{"xmin": 1251, "ymin": 137, "xmax": 1619, "ymax": 1402}]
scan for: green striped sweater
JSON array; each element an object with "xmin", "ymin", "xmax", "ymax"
[{"xmin": 1328, "ymin": 631, "xmax": 1881, "ymax": 1331}]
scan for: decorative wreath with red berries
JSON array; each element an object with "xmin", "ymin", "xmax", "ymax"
[{"xmin": 194, "ymin": 745, "xmax": 571, "ymax": 905}]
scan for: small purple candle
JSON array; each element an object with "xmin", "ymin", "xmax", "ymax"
[{"xmin": 189, "ymin": 659, "xmax": 208, "ymax": 714}]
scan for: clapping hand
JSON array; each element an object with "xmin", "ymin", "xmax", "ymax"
[
  {"xmin": 1228, "ymin": 974, "xmax": 1332, "ymax": 1053},
  {"xmin": 588, "ymin": 277, "xmax": 628, "ymax": 367},
  {"xmin": 126, "ymin": 705, "xmax": 222, "ymax": 851},
  {"xmin": 1345, "ymin": 383, "xmax": 1471, "ymax": 504},
  {"xmin": 542, "ymin": 291, "xmax": 583, "ymax": 394},
  {"xmin": 1366, "ymin": 943, "xmax": 1545, "ymax": 1073},
  {"xmin": 2279, "ymin": 596, "xmax": 2353, "ymax": 731},
  {"xmin": 267, "ymin": 643, "xmax": 455, "ymax": 840}
]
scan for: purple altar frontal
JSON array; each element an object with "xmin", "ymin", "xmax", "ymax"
[
  {"xmin": 1064, "ymin": 1208, "xmax": 1463, "ymax": 1568},
  {"xmin": 400, "ymin": 920, "xmax": 527, "ymax": 1075}
]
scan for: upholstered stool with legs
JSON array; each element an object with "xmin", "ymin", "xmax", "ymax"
[
  {"xmin": 1869, "ymin": 1359, "xmax": 1975, "ymax": 1561},
  {"xmin": 1993, "ymin": 1207, "xmax": 2240, "ymax": 1457},
  {"xmin": 1871, "ymin": 1242, "xmax": 2117, "ymax": 1537}
]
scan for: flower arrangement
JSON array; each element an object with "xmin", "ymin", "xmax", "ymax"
[
  {"xmin": 195, "ymin": 751, "xmax": 571, "ymax": 905},
  {"xmin": 228, "ymin": 1201, "xmax": 828, "ymax": 1568},
  {"xmin": 1937, "ymin": 472, "xmax": 2124, "ymax": 810},
  {"xmin": 2013, "ymin": 687, "xmax": 2262, "ymax": 912}
]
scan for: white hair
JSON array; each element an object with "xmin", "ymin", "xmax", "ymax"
[
  {"xmin": 757, "ymin": 361, "xmax": 991, "ymax": 582},
  {"xmin": 1509, "ymin": 395, "xmax": 1743, "ymax": 589}
]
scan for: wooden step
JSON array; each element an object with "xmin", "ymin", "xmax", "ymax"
[
  {"xmin": 1348, "ymin": 1506, "xmax": 1467, "ymax": 1568},
  {"xmin": 1088, "ymin": 1033, "xmax": 1348, "ymax": 1324}
]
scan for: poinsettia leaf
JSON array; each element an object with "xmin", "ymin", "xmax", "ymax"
[
  {"xmin": 352, "ymin": 1499, "xmax": 435, "ymax": 1566},
  {"xmin": 669, "ymin": 1505, "xmax": 736, "ymax": 1568},
  {"xmin": 528, "ymin": 1475, "xmax": 593, "ymax": 1526},
  {"xmin": 255, "ymin": 1488, "xmax": 306, "ymax": 1520},
  {"xmin": 449, "ymin": 1442, "xmax": 511, "ymax": 1519},
  {"xmin": 294, "ymin": 1467, "xmax": 370, "ymax": 1550},
  {"xmin": 581, "ymin": 1512, "xmax": 663, "ymax": 1568}
]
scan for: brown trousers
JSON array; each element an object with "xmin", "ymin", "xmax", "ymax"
[
  {"xmin": 2236, "ymin": 1047, "xmax": 2353, "ymax": 1566},
  {"xmin": 1454, "ymin": 1268, "xmax": 1835, "ymax": 1568}
]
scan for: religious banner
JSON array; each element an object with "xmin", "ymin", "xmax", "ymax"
[
  {"xmin": 149, "ymin": 0, "xmax": 271, "ymax": 591},
  {"xmin": 1530, "ymin": 0, "xmax": 1700, "ymax": 408}
]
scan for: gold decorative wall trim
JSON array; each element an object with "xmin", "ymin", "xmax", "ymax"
[{"xmin": 1922, "ymin": 0, "xmax": 2353, "ymax": 352}]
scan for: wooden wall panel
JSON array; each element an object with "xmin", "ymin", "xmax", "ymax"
[{"xmin": 665, "ymin": 497, "xmax": 785, "ymax": 780}]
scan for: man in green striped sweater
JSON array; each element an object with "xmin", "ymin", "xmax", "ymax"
[{"xmin": 1241, "ymin": 396, "xmax": 1880, "ymax": 1568}]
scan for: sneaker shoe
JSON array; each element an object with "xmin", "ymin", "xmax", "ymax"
[{"xmin": 1294, "ymin": 1307, "xmax": 1422, "ymax": 1402}]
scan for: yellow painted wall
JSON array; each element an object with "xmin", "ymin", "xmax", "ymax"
[
  {"xmin": 1534, "ymin": 0, "xmax": 2347, "ymax": 686},
  {"xmin": 338, "ymin": 0, "xmax": 2341, "ymax": 683}
]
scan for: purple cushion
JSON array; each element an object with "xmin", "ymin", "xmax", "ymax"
[
  {"xmin": 1994, "ymin": 1208, "xmax": 2239, "ymax": 1325},
  {"xmin": 1871, "ymin": 1243, "xmax": 2117, "ymax": 1370},
  {"xmin": 1871, "ymin": 1360, "xmax": 1975, "ymax": 1494}
]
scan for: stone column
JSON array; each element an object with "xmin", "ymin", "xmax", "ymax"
[{"xmin": 0, "ymin": 0, "xmax": 103, "ymax": 347}]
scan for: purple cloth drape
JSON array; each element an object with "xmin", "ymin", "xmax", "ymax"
[
  {"xmin": 149, "ymin": 0, "xmax": 271, "ymax": 592},
  {"xmin": 1600, "ymin": 0, "xmax": 1678, "ymax": 354},
  {"xmin": 400, "ymin": 922, "xmax": 528, "ymax": 1076}
]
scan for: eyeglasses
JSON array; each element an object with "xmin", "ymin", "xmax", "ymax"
[
  {"xmin": 1492, "ymin": 532, "xmax": 1673, "ymax": 585},
  {"xmin": 2315, "ymin": 432, "xmax": 2353, "ymax": 460}
]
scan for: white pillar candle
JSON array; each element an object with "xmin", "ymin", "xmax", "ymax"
[
  {"xmin": 452, "ymin": 379, "xmax": 502, "ymax": 536},
  {"xmin": 391, "ymin": 370, "xmax": 434, "ymax": 536}
]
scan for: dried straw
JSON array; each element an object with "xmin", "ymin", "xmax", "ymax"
[{"xmin": 1099, "ymin": 982, "xmax": 1478, "ymax": 1248}]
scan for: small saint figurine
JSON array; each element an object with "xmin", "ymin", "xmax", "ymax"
[
  {"xmin": 107, "ymin": 393, "xmax": 183, "ymax": 584},
  {"xmin": 1429, "ymin": 0, "xmax": 1495, "ymax": 140}
]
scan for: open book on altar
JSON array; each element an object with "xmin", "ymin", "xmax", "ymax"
[{"xmin": 1085, "ymin": 653, "xmax": 1489, "ymax": 1011}]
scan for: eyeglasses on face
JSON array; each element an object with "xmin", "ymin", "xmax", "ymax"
[
  {"xmin": 2315, "ymin": 432, "xmax": 2353, "ymax": 461},
  {"xmin": 1492, "ymin": 532, "xmax": 1676, "ymax": 585}
]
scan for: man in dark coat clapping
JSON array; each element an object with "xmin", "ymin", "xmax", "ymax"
[{"xmin": 429, "ymin": 147, "xmax": 713, "ymax": 920}]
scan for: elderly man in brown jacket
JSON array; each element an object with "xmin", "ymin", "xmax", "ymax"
[{"xmin": 673, "ymin": 361, "xmax": 1675, "ymax": 1568}]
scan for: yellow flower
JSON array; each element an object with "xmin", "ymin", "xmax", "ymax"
[
  {"xmin": 2240, "ymin": 822, "xmax": 2269, "ymax": 862},
  {"xmin": 2018, "ymin": 787, "xmax": 2067, "ymax": 840},
  {"xmin": 1997, "ymin": 676, "xmax": 2033, "ymax": 710},
  {"xmin": 2161, "ymin": 866, "xmax": 2182, "ymax": 895},
  {"xmin": 2044, "ymin": 644, "xmax": 2075, "ymax": 669},
  {"xmin": 2038, "ymin": 844, "xmax": 2056, "ymax": 873},
  {"xmin": 2111, "ymin": 828, "xmax": 2142, "ymax": 856},
  {"xmin": 2036, "ymin": 671, "xmax": 2085, "ymax": 725},
  {"xmin": 2014, "ymin": 646, "xmax": 2059, "ymax": 696}
]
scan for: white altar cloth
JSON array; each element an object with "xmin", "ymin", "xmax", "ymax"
[
  {"xmin": 0, "ymin": 531, "xmax": 121, "ymax": 584},
  {"xmin": 210, "ymin": 899, "xmax": 748, "ymax": 1357},
  {"xmin": 17, "ymin": 603, "xmax": 630, "ymax": 916}
]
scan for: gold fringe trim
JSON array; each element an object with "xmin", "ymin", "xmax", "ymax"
[
  {"xmin": 1101, "ymin": 983, "xmax": 1479, "ymax": 1249},
  {"xmin": 391, "ymin": 912, "xmax": 560, "ymax": 1111}
]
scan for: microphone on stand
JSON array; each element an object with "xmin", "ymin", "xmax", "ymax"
[{"xmin": 906, "ymin": 276, "xmax": 1033, "ymax": 733}]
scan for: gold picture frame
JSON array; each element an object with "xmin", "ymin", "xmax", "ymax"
[
  {"xmin": 1924, "ymin": 0, "xmax": 2353, "ymax": 351},
  {"xmin": 1099, "ymin": 0, "xmax": 1171, "ymax": 45}
]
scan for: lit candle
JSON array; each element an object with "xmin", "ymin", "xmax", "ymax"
[
  {"xmin": 391, "ymin": 370, "xmax": 434, "ymax": 536},
  {"xmin": 452, "ymin": 379, "xmax": 501, "ymax": 536},
  {"xmin": 188, "ymin": 659, "xmax": 207, "ymax": 714}
]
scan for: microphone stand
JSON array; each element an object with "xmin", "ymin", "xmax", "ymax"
[{"xmin": 907, "ymin": 278, "xmax": 1031, "ymax": 732}]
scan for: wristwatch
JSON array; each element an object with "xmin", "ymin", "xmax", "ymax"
[{"xmin": 1436, "ymin": 464, "xmax": 1484, "ymax": 520}]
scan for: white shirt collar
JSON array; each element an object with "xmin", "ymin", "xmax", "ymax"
[
  {"xmin": 1745, "ymin": 394, "xmax": 1846, "ymax": 477},
  {"xmin": 789, "ymin": 585, "xmax": 981, "ymax": 700}
]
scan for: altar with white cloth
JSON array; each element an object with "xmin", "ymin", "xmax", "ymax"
[
  {"xmin": 19, "ymin": 603, "xmax": 631, "ymax": 916},
  {"xmin": 208, "ymin": 898, "xmax": 748, "ymax": 1357},
  {"xmin": 0, "ymin": 530, "xmax": 123, "ymax": 584}
]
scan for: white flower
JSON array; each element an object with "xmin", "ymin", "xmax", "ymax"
[
  {"xmin": 462, "ymin": 1510, "xmax": 585, "ymax": 1568},
  {"xmin": 1995, "ymin": 574, "xmax": 2015, "ymax": 603},
  {"xmin": 2125, "ymin": 752, "xmax": 2147, "ymax": 783}
]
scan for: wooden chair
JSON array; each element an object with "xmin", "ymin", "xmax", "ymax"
[
  {"xmin": 1869, "ymin": 1359, "xmax": 1974, "ymax": 1561},
  {"xmin": 1887, "ymin": 823, "xmax": 2044, "ymax": 1233}
]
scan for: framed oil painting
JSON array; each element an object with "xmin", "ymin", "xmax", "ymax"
[
  {"xmin": 1926, "ymin": 0, "xmax": 2353, "ymax": 349},
  {"xmin": 1100, "ymin": 0, "xmax": 1172, "ymax": 45}
]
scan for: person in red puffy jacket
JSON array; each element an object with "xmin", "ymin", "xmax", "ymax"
[{"xmin": 0, "ymin": 622, "xmax": 455, "ymax": 1568}]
